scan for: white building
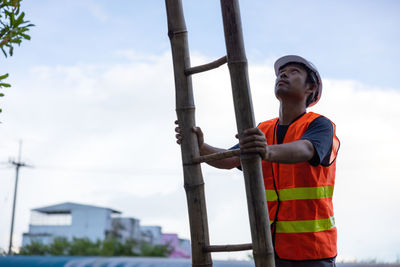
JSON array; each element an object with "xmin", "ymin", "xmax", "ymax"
[
  {"xmin": 140, "ymin": 225, "xmax": 162, "ymax": 245},
  {"xmin": 111, "ymin": 217, "xmax": 141, "ymax": 241},
  {"xmin": 21, "ymin": 202, "xmax": 191, "ymax": 258},
  {"xmin": 22, "ymin": 202, "xmax": 122, "ymax": 246}
]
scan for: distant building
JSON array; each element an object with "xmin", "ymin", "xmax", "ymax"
[
  {"xmin": 21, "ymin": 202, "xmax": 191, "ymax": 258},
  {"xmin": 22, "ymin": 202, "xmax": 122, "ymax": 247},
  {"xmin": 162, "ymin": 233, "xmax": 191, "ymax": 259},
  {"xmin": 140, "ymin": 225, "xmax": 162, "ymax": 245},
  {"xmin": 110, "ymin": 217, "xmax": 141, "ymax": 241}
]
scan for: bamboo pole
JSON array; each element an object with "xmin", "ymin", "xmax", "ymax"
[
  {"xmin": 220, "ymin": 1, "xmax": 275, "ymax": 266},
  {"xmin": 204, "ymin": 243, "xmax": 253, "ymax": 252},
  {"xmin": 193, "ymin": 148, "xmax": 240, "ymax": 164},
  {"xmin": 165, "ymin": 1, "xmax": 212, "ymax": 266},
  {"xmin": 185, "ymin": 56, "xmax": 227, "ymax": 75}
]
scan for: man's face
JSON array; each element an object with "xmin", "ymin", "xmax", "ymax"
[{"xmin": 274, "ymin": 63, "xmax": 311, "ymax": 104}]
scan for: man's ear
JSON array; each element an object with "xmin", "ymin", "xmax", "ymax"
[{"xmin": 306, "ymin": 83, "xmax": 318, "ymax": 97}]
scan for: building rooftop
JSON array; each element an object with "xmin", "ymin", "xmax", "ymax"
[{"xmin": 32, "ymin": 202, "xmax": 121, "ymax": 214}]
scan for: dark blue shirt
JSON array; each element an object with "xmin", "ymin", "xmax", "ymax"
[
  {"xmin": 300, "ymin": 116, "xmax": 333, "ymax": 166},
  {"xmin": 230, "ymin": 116, "xmax": 333, "ymax": 167}
]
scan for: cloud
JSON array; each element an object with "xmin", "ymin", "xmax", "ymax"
[
  {"xmin": 0, "ymin": 51, "xmax": 399, "ymax": 261},
  {"xmin": 81, "ymin": 0, "xmax": 110, "ymax": 23}
]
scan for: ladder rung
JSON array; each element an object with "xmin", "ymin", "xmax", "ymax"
[
  {"xmin": 185, "ymin": 56, "xmax": 227, "ymax": 75},
  {"xmin": 193, "ymin": 148, "xmax": 240, "ymax": 164},
  {"xmin": 204, "ymin": 243, "xmax": 253, "ymax": 252}
]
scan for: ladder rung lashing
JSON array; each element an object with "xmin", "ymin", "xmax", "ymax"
[
  {"xmin": 185, "ymin": 56, "xmax": 227, "ymax": 75},
  {"xmin": 204, "ymin": 243, "xmax": 253, "ymax": 252},
  {"xmin": 193, "ymin": 148, "xmax": 240, "ymax": 164}
]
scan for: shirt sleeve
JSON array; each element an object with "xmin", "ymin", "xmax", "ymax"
[
  {"xmin": 229, "ymin": 143, "xmax": 242, "ymax": 170},
  {"xmin": 301, "ymin": 116, "xmax": 333, "ymax": 166},
  {"xmin": 229, "ymin": 143, "xmax": 240, "ymax": 150}
]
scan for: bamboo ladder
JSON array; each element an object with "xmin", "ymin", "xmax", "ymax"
[{"xmin": 165, "ymin": 1, "xmax": 275, "ymax": 266}]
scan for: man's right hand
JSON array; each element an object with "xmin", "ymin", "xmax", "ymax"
[
  {"xmin": 174, "ymin": 120, "xmax": 204, "ymax": 149},
  {"xmin": 174, "ymin": 120, "xmax": 240, "ymax": 169}
]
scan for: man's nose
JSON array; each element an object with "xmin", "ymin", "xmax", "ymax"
[{"xmin": 279, "ymin": 71, "xmax": 288, "ymax": 79}]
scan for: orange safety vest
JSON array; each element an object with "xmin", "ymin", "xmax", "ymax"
[{"xmin": 257, "ymin": 112, "xmax": 340, "ymax": 260}]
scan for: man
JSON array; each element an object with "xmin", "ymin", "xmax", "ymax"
[{"xmin": 175, "ymin": 55, "xmax": 339, "ymax": 266}]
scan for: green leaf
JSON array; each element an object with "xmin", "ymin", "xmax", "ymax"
[
  {"xmin": 10, "ymin": 12, "xmax": 15, "ymax": 25},
  {"xmin": 0, "ymin": 83, "xmax": 11, "ymax": 87},
  {"xmin": 10, "ymin": 38, "xmax": 22, "ymax": 44},
  {"xmin": 20, "ymin": 33, "xmax": 30, "ymax": 40},
  {"xmin": 0, "ymin": 73, "xmax": 9, "ymax": 79},
  {"xmin": 16, "ymin": 12, "xmax": 25, "ymax": 25},
  {"xmin": 4, "ymin": 10, "xmax": 12, "ymax": 19},
  {"xmin": 1, "ymin": 47, "xmax": 8, "ymax": 57},
  {"xmin": 0, "ymin": 93, "xmax": 4, "ymax": 97}
]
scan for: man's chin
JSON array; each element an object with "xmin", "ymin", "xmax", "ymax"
[{"xmin": 275, "ymin": 86, "xmax": 290, "ymax": 96}]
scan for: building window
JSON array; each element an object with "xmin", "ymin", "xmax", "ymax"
[{"xmin": 30, "ymin": 211, "xmax": 72, "ymax": 226}]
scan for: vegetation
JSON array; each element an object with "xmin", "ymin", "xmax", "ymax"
[
  {"xmin": 0, "ymin": 0, "xmax": 34, "ymax": 113},
  {"xmin": 18, "ymin": 237, "xmax": 172, "ymax": 257}
]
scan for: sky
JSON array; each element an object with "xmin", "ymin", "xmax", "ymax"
[{"xmin": 0, "ymin": 0, "xmax": 399, "ymax": 262}]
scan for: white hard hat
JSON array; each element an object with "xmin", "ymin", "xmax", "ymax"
[{"xmin": 274, "ymin": 55, "xmax": 322, "ymax": 107}]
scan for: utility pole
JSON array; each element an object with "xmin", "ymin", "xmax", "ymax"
[{"xmin": 8, "ymin": 140, "xmax": 30, "ymax": 255}]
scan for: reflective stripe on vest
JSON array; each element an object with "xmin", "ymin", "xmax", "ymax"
[
  {"xmin": 275, "ymin": 216, "xmax": 335, "ymax": 233},
  {"xmin": 266, "ymin": 186, "xmax": 334, "ymax": 201}
]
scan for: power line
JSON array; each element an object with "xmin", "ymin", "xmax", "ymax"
[
  {"xmin": 1, "ymin": 164, "xmax": 183, "ymax": 176},
  {"xmin": 0, "ymin": 163, "xmax": 235, "ymax": 177}
]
